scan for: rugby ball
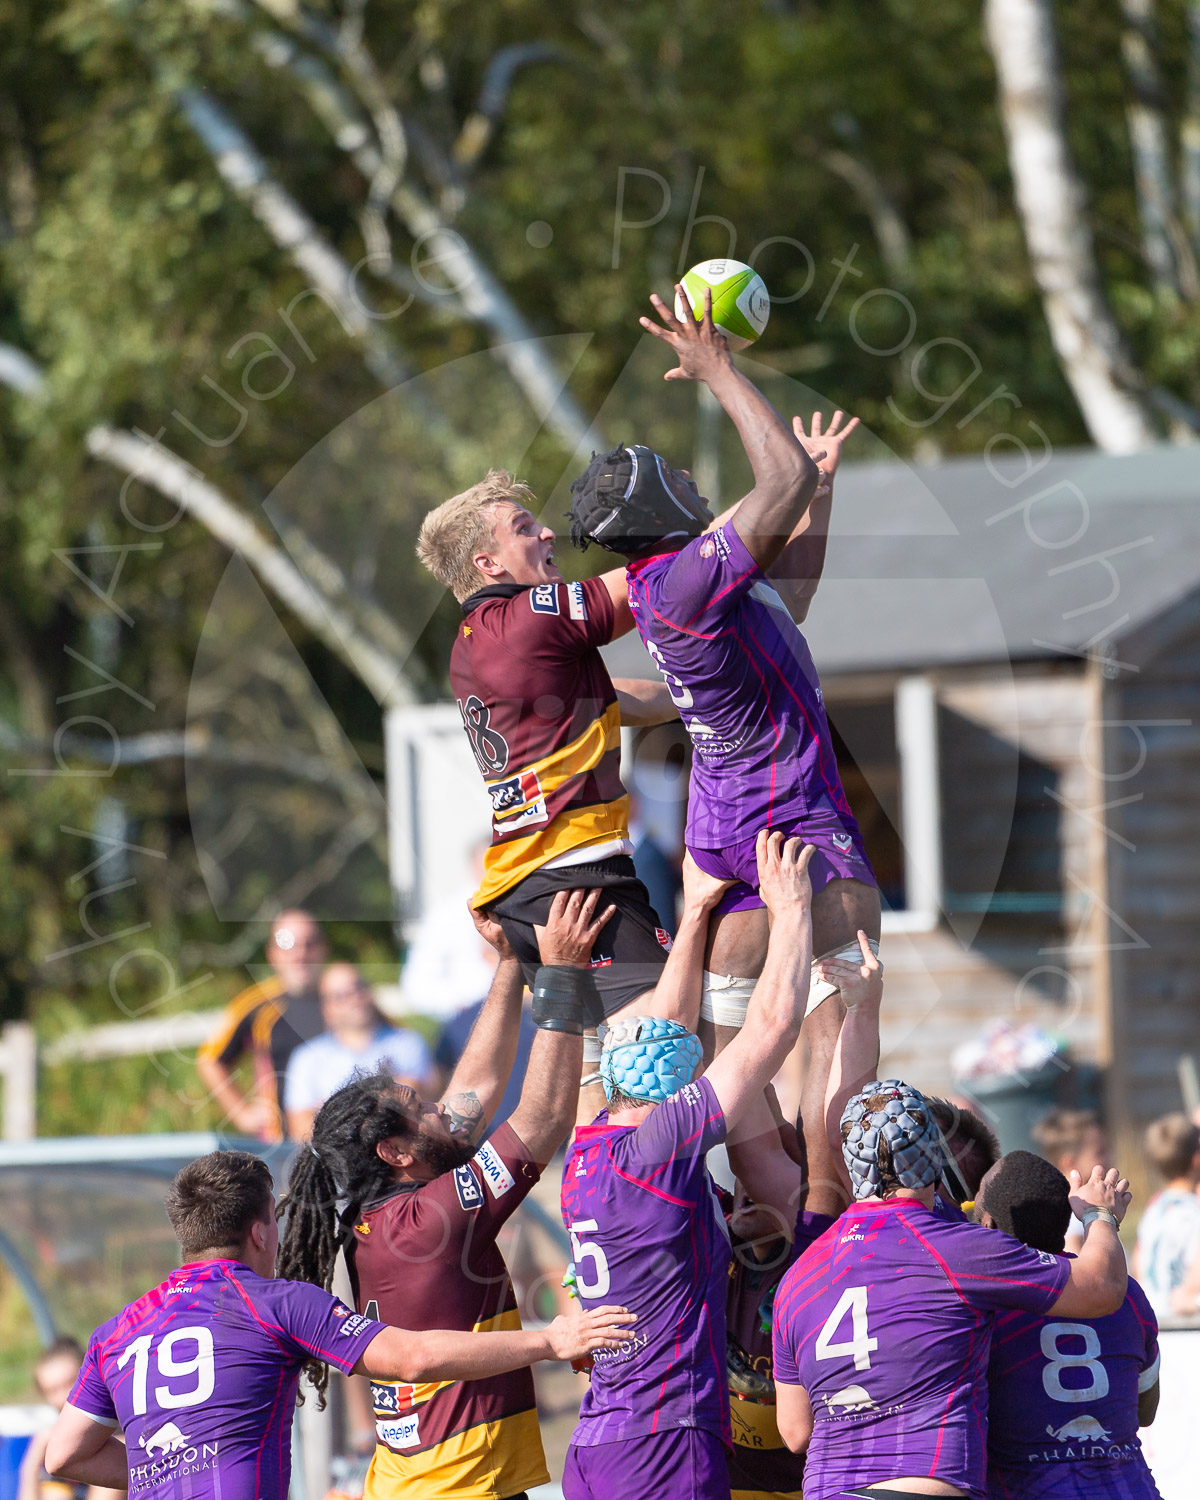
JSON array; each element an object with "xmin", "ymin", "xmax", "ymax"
[{"xmin": 676, "ymin": 259, "xmax": 770, "ymax": 351}]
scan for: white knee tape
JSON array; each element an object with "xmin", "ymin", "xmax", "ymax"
[
  {"xmin": 805, "ymin": 938, "xmax": 881, "ymax": 1018},
  {"xmin": 699, "ymin": 972, "xmax": 756, "ymax": 1029},
  {"xmin": 583, "ymin": 1033, "xmax": 603, "ymax": 1064}
]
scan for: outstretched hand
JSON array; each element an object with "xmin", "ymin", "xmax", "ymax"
[
  {"xmin": 813, "ymin": 929, "xmax": 882, "ymax": 1011},
  {"xmin": 681, "ymin": 849, "xmax": 736, "ymax": 913},
  {"xmin": 640, "ymin": 284, "xmax": 735, "ymax": 383},
  {"xmin": 545, "ymin": 1305, "xmax": 638, "ymax": 1360},
  {"xmin": 1067, "ymin": 1164, "xmax": 1133, "ymax": 1225},
  {"xmin": 792, "ymin": 410, "xmax": 859, "ymax": 497},
  {"xmin": 469, "ymin": 902, "xmax": 515, "ymax": 961},
  {"xmin": 534, "ymin": 888, "xmax": 616, "ymax": 969},
  {"xmin": 754, "ymin": 830, "xmax": 815, "ymax": 917}
]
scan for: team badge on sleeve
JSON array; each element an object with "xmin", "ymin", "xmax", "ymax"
[
  {"xmin": 473, "ymin": 1140, "xmax": 516, "ymax": 1198},
  {"xmin": 530, "ymin": 583, "xmax": 559, "ymax": 615}
]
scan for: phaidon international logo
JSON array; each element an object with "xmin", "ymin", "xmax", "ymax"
[{"xmin": 130, "ymin": 1423, "xmax": 220, "ymax": 1488}]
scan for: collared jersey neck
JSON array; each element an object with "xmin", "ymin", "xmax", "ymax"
[{"xmin": 461, "ymin": 582, "xmax": 529, "ymax": 615}]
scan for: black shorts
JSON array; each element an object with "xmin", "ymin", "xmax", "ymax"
[{"xmin": 483, "ymin": 856, "xmax": 670, "ymax": 1019}]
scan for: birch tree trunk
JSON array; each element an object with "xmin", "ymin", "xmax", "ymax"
[
  {"xmin": 983, "ymin": 0, "xmax": 1158, "ymax": 452},
  {"xmin": 1118, "ymin": 0, "xmax": 1188, "ymax": 297}
]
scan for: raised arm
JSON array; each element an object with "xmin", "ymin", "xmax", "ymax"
[
  {"xmin": 506, "ymin": 889, "xmax": 615, "ymax": 1161},
  {"xmin": 821, "ymin": 932, "xmax": 884, "ymax": 1203},
  {"xmin": 439, "ymin": 912, "xmax": 526, "ymax": 1148},
  {"xmin": 356, "ymin": 1304, "xmax": 635, "ymax": 1384},
  {"xmin": 767, "ymin": 410, "xmax": 859, "ymax": 622},
  {"xmin": 639, "ymin": 285, "xmax": 821, "ymax": 570},
  {"xmin": 1048, "ymin": 1166, "xmax": 1132, "ymax": 1318},
  {"xmin": 638, "ymin": 851, "xmax": 732, "ymax": 1028},
  {"xmin": 703, "ymin": 834, "xmax": 814, "ymax": 1128}
]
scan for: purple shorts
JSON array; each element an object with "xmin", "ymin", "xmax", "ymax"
[
  {"xmin": 691, "ymin": 809, "xmax": 876, "ymax": 916},
  {"xmin": 563, "ymin": 1428, "xmax": 731, "ymax": 1500}
]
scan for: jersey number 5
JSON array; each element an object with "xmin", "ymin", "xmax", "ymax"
[
  {"xmin": 814, "ymin": 1286, "xmax": 878, "ymax": 1373},
  {"xmin": 569, "ymin": 1219, "xmax": 611, "ymax": 1299},
  {"xmin": 117, "ymin": 1327, "xmax": 215, "ymax": 1415}
]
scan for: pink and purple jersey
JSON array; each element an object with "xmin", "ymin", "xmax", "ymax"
[
  {"xmin": 68, "ymin": 1260, "xmax": 385, "ymax": 1500},
  {"xmin": 560, "ymin": 1075, "xmax": 731, "ymax": 1446},
  {"xmin": 771, "ymin": 1201, "xmax": 1070, "ymax": 1500},
  {"xmin": 986, "ymin": 1270, "xmax": 1161, "ymax": 1500},
  {"xmin": 626, "ymin": 519, "xmax": 859, "ymax": 852}
]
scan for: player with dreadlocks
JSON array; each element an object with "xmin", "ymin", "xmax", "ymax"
[
  {"xmin": 278, "ymin": 887, "xmax": 631, "ymax": 1500},
  {"xmin": 770, "ymin": 1080, "xmax": 1135, "ymax": 1500},
  {"xmin": 44, "ymin": 1152, "xmax": 633, "ymax": 1500}
]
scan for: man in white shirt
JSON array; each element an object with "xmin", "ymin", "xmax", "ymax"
[
  {"xmin": 285, "ymin": 963, "xmax": 433, "ymax": 1139},
  {"xmin": 1134, "ymin": 1110, "xmax": 1200, "ymax": 1317}
]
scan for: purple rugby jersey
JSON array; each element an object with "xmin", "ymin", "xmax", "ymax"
[
  {"xmin": 626, "ymin": 518, "xmax": 859, "ymax": 851},
  {"xmin": 560, "ymin": 1074, "xmax": 731, "ymax": 1446},
  {"xmin": 771, "ymin": 1200, "xmax": 1070, "ymax": 1500},
  {"xmin": 986, "ymin": 1270, "xmax": 1162, "ymax": 1500},
  {"xmin": 68, "ymin": 1260, "xmax": 385, "ymax": 1500}
]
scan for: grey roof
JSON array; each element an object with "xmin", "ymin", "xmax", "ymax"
[{"xmin": 602, "ymin": 444, "xmax": 1200, "ymax": 679}]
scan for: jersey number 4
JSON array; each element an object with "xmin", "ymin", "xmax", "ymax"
[
  {"xmin": 117, "ymin": 1327, "xmax": 215, "ymax": 1415},
  {"xmin": 814, "ymin": 1286, "xmax": 879, "ymax": 1373}
]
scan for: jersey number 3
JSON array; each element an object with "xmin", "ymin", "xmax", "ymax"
[
  {"xmin": 117, "ymin": 1327, "xmax": 215, "ymax": 1415},
  {"xmin": 814, "ymin": 1286, "xmax": 878, "ymax": 1373}
]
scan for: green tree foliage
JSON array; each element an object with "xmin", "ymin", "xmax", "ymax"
[{"xmin": 0, "ymin": 0, "xmax": 1197, "ymax": 1133}]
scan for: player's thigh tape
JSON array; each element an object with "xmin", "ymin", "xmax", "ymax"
[
  {"xmin": 699, "ymin": 971, "xmax": 756, "ymax": 1029},
  {"xmin": 805, "ymin": 938, "xmax": 881, "ymax": 1017},
  {"xmin": 581, "ymin": 1029, "xmax": 603, "ymax": 1088}
]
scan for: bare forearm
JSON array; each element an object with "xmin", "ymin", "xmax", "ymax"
[
  {"xmin": 360, "ymin": 1325, "xmax": 552, "ymax": 1385},
  {"xmin": 706, "ymin": 364, "xmax": 818, "ymax": 553},
  {"xmin": 767, "ymin": 484, "xmax": 833, "ymax": 622},
  {"xmin": 46, "ymin": 1440, "xmax": 128, "ymax": 1490},
  {"xmin": 507, "ymin": 1031, "xmax": 584, "ymax": 1161},
  {"xmin": 613, "ymin": 678, "xmax": 679, "ymax": 725},
  {"xmin": 824, "ymin": 995, "xmax": 881, "ymax": 1192},
  {"xmin": 443, "ymin": 958, "xmax": 524, "ymax": 1141},
  {"xmin": 1052, "ymin": 1223, "xmax": 1127, "ymax": 1318},
  {"xmin": 641, "ymin": 902, "xmax": 710, "ymax": 1028}
]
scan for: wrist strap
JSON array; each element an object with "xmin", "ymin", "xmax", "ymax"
[
  {"xmin": 531, "ymin": 965, "xmax": 599, "ymax": 1034},
  {"xmin": 1080, "ymin": 1205, "xmax": 1118, "ymax": 1231}
]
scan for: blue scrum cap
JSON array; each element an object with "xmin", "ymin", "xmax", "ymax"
[{"xmin": 599, "ymin": 1015, "xmax": 703, "ymax": 1105}]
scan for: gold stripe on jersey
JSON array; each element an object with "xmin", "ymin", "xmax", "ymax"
[
  {"xmin": 365, "ymin": 1308, "xmax": 548, "ymax": 1500},
  {"xmin": 474, "ymin": 795, "xmax": 630, "ymax": 908},
  {"xmin": 473, "ymin": 698, "xmax": 627, "ymax": 906},
  {"xmin": 195, "ymin": 975, "xmax": 284, "ymax": 1064}
]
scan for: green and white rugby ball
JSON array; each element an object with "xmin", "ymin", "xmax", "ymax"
[{"xmin": 676, "ymin": 258, "xmax": 770, "ymax": 351}]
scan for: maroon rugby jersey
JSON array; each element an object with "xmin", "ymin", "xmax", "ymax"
[
  {"xmin": 348, "ymin": 1122, "xmax": 547, "ymax": 1500},
  {"xmin": 452, "ymin": 577, "xmax": 629, "ymax": 906}
]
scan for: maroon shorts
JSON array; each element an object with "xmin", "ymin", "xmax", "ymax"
[
  {"xmin": 563, "ymin": 1428, "xmax": 731, "ymax": 1500},
  {"xmin": 691, "ymin": 808, "xmax": 876, "ymax": 917}
]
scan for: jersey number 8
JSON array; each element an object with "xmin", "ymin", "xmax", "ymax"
[
  {"xmin": 1039, "ymin": 1322, "xmax": 1109, "ymax": 1403},
  {"xmin": 117, "ymin": 1327, "xmax": 216, "ymax": 1416}
]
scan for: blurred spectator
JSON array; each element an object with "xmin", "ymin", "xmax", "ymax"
[
  {"xmin": 399, "ymin": 843, "xmax": 498, "ymax": 1020},
  {"xmin": 1032, "ymin": 1107, "xmax": 1111, "ymax": 1253},
  {"xmin": 629, "ymin": 792, "xmax": 682, "ymax": 938},
  {"xmin": 18, "ymin": 1337, "xmax": 123, "ymax": 1500},
  {"xmin": 1134, "ymin": 1112, "xmax": 1200, "ymax": 1319},
  {"xmin": 434, "ymin": 997, "xmax": 537, "ymax": 1132},
  {"xmin": 285, "ymin": 964, "xmax": 433, "ymax": 1140},
  {"xmin": 197, "ymin": 910, "xmax": 328, "ymax": 1142}
]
